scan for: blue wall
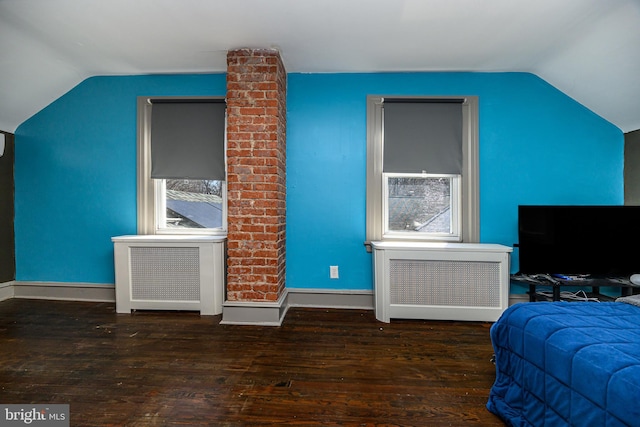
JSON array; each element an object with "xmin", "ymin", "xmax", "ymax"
[
  {"xmin": 286, "ymin": 73, "xmax": 622, "ymax": 291},
  {"xmin": 15, "ymin": 74, "xmax": 227, "ymax": 283},
  {"xmin": 15, "ymin": 72, "xmax": 623, "ymax": 290}
]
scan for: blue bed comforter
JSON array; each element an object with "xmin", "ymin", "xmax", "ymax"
[{"xmin": 487, "ymin": 302, "xmax": 640, "ymax": 426}]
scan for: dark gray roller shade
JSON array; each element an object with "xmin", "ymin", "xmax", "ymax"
[
  {"xmin": 150, "ymin": 100, "xmax": 226, "ymax": 180},
  {"xmin": 383, "ymin": 100, "xmax": 462, "ymax": 174}
]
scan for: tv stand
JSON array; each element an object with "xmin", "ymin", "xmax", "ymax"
[{"xmin": 511, "ymin": 274, "xmax": 640, "ymax": 302}]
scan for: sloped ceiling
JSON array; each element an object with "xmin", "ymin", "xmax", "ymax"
[{"xmin": 1, "ymin": 0, "xmax": 639, "ymax": 133}]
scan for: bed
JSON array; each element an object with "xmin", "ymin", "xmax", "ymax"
[{"xmin": 486, "ymin": 301, "xmax": 640, "ymax": 426}]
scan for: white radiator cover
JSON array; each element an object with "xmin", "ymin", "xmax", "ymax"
[
  {"xmin": 112, "ymin": 235, "xmax": 226, "ymax": 315},
  {"xmin": 371, "ymin": 241, "xmax": 512, "ymax": 322}
]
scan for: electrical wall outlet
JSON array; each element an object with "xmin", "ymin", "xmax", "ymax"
[{"xmin": 330, "ymin": 265, "xmax": 339, "ymax": 279}]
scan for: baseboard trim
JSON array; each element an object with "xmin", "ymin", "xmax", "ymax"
[
  {"xmin": 287, "ymin": 288, "xmax": 374, "ymax": 310},
  {"xmin": 220, "ymin": 288, "xmax": 375, "ymax": 326},
  {"xmin": 1, "ymin": 282, "xmax": 524, "ymax": 322},
  {"xmin": 0, "ymin": 281, "xmax": 15, "ymax": 302},
  {"xmin": 508, "ymin": 293, "xmax": 530, "ymax": 306},
  {"xmin": 220, "ymin": 290, "xmax": 290, "ymax": 326},
  {"xmin": 11, "ymin": 281, "xmax": 116, "ymax": 303}
]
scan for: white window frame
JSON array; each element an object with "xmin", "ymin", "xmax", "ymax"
[
  {"xmin": 137, "ymin": 96, "xmax": 227, "ymax": 236},
  {"xmin": 382, "ymin": 172, "xmax": 461, "ymax": 241},
  {"xmin": 365, "ymin": 95, "xmax": 479, "ymax": 247}
]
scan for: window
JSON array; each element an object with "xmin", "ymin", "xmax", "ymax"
[
  {"xmin": 383, "ymin": 173, "xmax": 460, "ymax": 238},
  {"xmin": 366, "ymin": 96, "xmax": 479, "ymax": 246},
  {"xmin": 159, "ymin": 178, "xmax": 223, "ymax": 230},
  {"xmin": 137, "ymin": 97, "xmax": 227, "ymax": 235}
]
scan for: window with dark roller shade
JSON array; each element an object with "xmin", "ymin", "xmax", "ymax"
[
  {"xmin": 365, "ymin": 95, "xmax": 479, "ymax": 245},
  {"xmin": 150, "ymin": 100, "xmax": 226, "ymax": 180},
  {"xmin": 383, "ymin": 99, "xmax": 462, "ymax": 175}
]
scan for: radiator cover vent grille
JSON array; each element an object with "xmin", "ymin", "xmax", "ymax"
[
  {"xmin": 371, "ymin": 242, "xmax": 512, "ymax": 322},
  {"xmin": 112, "ymin": 235, "xmax": 226, "ymax": 315},
  {"xmin": 130, "ymin": 246, "xmax": 200, "ymax": 301},
  {"xmin": 389, "ymin": 259, "xmax": 500, "ymax": 307}
]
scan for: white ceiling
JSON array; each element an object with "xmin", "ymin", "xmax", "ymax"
[{"xmin": 1, "ymin": 0, "xmax": 639, "ymax": 133}]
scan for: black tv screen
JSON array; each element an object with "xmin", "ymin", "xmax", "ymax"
[{"xmin": 518, "ymin": 205, "xmax": 640, "ymax": 276}]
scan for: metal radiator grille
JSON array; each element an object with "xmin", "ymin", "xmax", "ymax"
[
  {"xmin": 389, "ymin": 259, "xmax": 500, "ymax": 307},
  {"xmin": 130, "ymin": 247, "xmax": 200, "ymax": 301}
]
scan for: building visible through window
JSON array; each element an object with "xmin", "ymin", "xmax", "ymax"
[
  {"xmin": 365, "ymin": 96, "xmax": 479, "ymax": 246},
  {"xmin": 385, "ymin": 175, "xmax": 454, "ymax": 234}
]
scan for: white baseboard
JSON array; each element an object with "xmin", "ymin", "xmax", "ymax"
[
  {"xmin": 0, "ymin": 281, "xmax": 15, "ymax": 302},
  {"xmin": 508, "ymin": 293, "xmax": 530, "ymax": 305},
  {"xmin": 287, "ymin": 288, "xmax": 374, "ymax": 310},
  {"xmin": 1, "ymin": 282, "xmax": 528, "ymax": 325},
  {"xmin": 220, "ymin": 288, "xmax": 374, "ymax": 326},
  {"xmin": 3, "ymin": 283, "xmax": 372, "ymax": 325},
  {"xmin": 10, "ymin": 281, "xmax": 115, "ymax": 302},
  {"xmin": 221, "ymin": 290, "xmax": 290, "ymax": 326}
]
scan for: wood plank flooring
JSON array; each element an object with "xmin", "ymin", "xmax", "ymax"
[{"xmin": 0, "ymin": 299, "xmax": 504, "ymax": 426}]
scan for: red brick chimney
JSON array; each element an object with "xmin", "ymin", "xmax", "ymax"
[{"xmin": 225, "ymin": 49, "xmax": 287, "ymax": 305}]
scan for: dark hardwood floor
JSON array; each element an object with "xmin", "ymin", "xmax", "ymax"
[{"xmin": 0, "ymin": 299, "xmax": 504, "ymax": 426}]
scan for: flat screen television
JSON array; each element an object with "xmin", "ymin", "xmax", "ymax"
[{"xmin": 518, "ymin": 205, "xmax": 640, "ymax": 276}]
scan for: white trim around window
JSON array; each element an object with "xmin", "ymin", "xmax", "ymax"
[
  {"xmin": 136, "ymin": 96, "xmax": 227, "ymax": 236},
  {"xmin": 365, "ymin": 95, "xmax": 479, "ymax": 248}
]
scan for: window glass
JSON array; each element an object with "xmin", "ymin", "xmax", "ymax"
[
  {"xmin": 159, "ymin": 179, "xmax": 223, "ymax": 230},
  {"xmin": 365, "ymin": 95, "xmax": 478, "ymax": 246},
  {"xmin": 136, "ymin": 96, "xmax": 227, "ymax": 236},
  {"xmin": 383, "ymin": 174, "xmax": 460, "ymax": 239}
]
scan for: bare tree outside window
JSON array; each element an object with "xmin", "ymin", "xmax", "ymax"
[
  {"xmin": 166, "ymin": 179, "xmax": 221, "ymax": 196},
  {"xmin": 387, "ymin": 176, "xmax": 451, "ymax": 233}
]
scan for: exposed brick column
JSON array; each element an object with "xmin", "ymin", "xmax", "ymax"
[{"xmin": 225, "ymin": 49, "xmax": 287, "ymax": 302}]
